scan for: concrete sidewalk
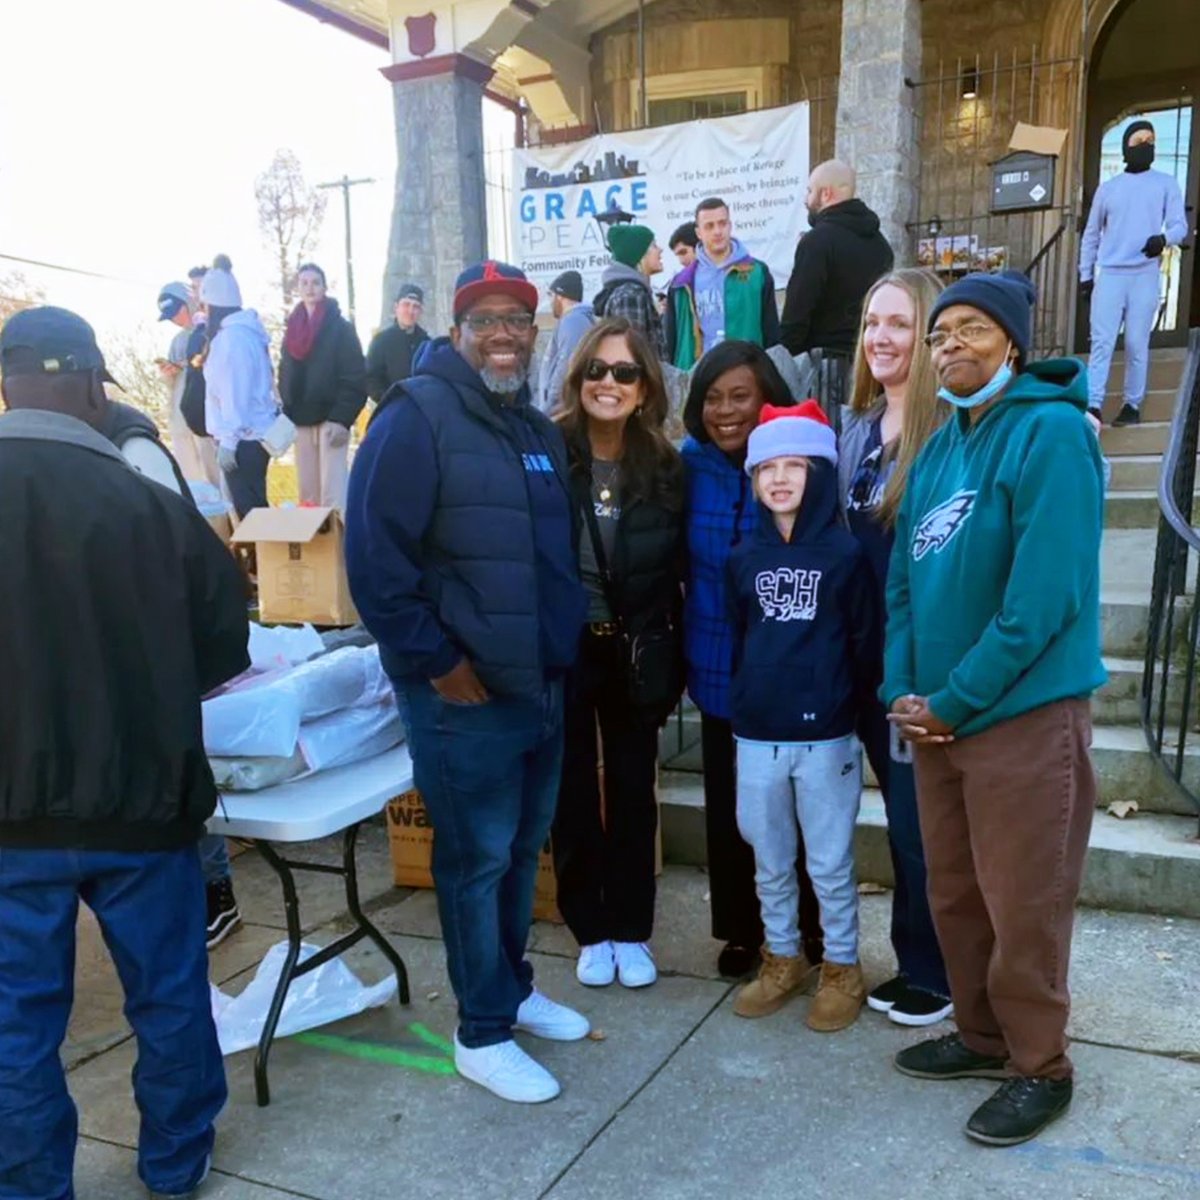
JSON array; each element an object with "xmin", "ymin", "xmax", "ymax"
[{"xmin": 66, "ymin": 827, "xmax": 1200, "ymax": 1200}]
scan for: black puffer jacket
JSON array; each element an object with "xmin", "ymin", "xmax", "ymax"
[
  {"xmin": 568, "ymin": 437, "xmax": 686, "ymax": 639},
  {"xmin": 279, "ymin": 297, "xmax": 368, "ymax": 428}
]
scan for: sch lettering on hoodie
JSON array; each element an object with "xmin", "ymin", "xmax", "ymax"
[{"xmin": 726, "ymin": 461, "xmax": 880, "ymax": 743}]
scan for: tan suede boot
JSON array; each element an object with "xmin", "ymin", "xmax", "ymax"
[
  {"xmin": 733, "ymin": 950, "xmax": 816, "ymax": 1018},
  {"xmin": 806, "ymin": 961, "xmax": 866, "ymax": 1032}
]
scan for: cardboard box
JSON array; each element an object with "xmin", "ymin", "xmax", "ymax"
[
  {"xmin": 1008, "ymin": 122, "xmax": 1068, "ymax": 157},
  {"xmin": 387, "ymin": 788, "xmax": 562, "ymax": 923},
  {"xmin": 231, "ymin": 506, "xmax": 358, "ymax": 627},
  {"xmin": 205, "ymin": 510, "xmax": 233, "ymax": 547}
]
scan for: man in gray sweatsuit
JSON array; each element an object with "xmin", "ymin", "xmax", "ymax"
[{"xmin": 537, "ymin": 271, "xmax": 593, "ymax": 414}]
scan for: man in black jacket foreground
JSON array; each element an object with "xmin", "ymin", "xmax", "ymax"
[
  {"xmin": 0, "ymin": 307, "xmax": 250, "ymax": 1200},
  {"xmin": 365, "ymin": 281, "xmax": 430, "ymax": 402},
  {"xmin": 780, "ymin": 160, "xmax": 895, "ymax": 408}
]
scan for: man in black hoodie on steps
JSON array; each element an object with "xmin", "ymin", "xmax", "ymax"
[{"xmin": 781, "ymin": 160, "xmax": 895, "ymax": 359}]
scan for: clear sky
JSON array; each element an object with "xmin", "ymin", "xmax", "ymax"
[{"xmin": 0, "ymin": 0, "xmax": 398, "ymax": 356}]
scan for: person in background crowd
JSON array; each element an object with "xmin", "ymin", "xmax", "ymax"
[
  {"xmin": 538, "ymin": 270, "xmax": 594, "ymax": 414},
  {"xmin": 157, "ymin": 280, "xmax": 220, "ymax": 487},
  {"xmin": 1080, "ymin": 119, "xmax": 1188, "ymax": 427},
  {"xmin": 782, "ymin": 161, "xmax": 895, "ymax": 359},
  {"xmin": 666, "ymin": 198, "xmax": 779, "ymax": 370},
  {"xmin": 730, "ymin": 403, "xmax": 877, "ymax": 1030},
  {"xmin": 366, "ymin": 283, "xmax": 430, "ymax": 402},
  {"xmin": 278, "ymin": 262, "xmax": 367, "ymax": 511},
  {"xmin": 0, "ymin": 306, "xmax": 250, "ymax": 1200},
  {"xmin": 200, "ymin": 255, "xmax": 278, "ymax": 518},
  {"xmin": 594, "ymin": 226, "xmax": 666, "ymax": 358},
  {"xmin": 841, "ymin": 269, "xmax": 952, "ymax": 1028},
  {"xmin": 187, "ymin": 265, "xmax": 208, "ymax": 308},
  {"xmin": 669, "ymin": 222, "xmax": 699, "ymax": 271},
  {"xmin": 681, "ymin": 340, "xmax": 823, "ymax": 979},
  {"xmin": 885, "ymin": 271, "xmax": 1105, "ymax": 1147},
  {"xmin": 551, "ymin": 318, "xmax": 685, "ymax": 991},
  {"xmin": 346, "ymin": 261, "xmax": 589, "ymax": 1105}
]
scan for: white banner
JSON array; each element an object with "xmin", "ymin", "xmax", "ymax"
[{"xmin": 511, "ymin": 104, "xmax": 810, "ymax": 310}]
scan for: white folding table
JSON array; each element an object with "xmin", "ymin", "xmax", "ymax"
[{"xmin": 207, "ymin": 744, "xmax": 414, "ymax": 1105}]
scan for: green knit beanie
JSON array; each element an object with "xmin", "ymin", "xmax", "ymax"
[{"xmin": 607, "ymin": 224, "xmax": 655, "ymax": 268}]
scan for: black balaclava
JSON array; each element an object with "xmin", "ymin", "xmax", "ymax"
[{"xmin": 1123, "ymin": 120, "xmax": 1156, "ymax": 173}]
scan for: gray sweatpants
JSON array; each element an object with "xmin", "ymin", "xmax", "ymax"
[{"xmin": 736, "ymin": 734, "xmax": 863, "ymax": 963}]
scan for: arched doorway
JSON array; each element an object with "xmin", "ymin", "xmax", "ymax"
[{"xmin": 1083, "ymin": 0, "xmax": 1200, "ymax": 345}]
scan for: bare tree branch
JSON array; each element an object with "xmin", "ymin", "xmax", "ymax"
[{"xmin": 254, "ymin": 149, "xmax": 327, "ymax": 320}]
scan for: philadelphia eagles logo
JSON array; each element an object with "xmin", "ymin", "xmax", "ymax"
[{"xmin": 912, "ymin": 490, "xmax": 977, "ymax": 561}]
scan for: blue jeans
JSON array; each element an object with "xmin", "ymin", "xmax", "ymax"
[
  {"xmin": 736, "ymin": 734, "xmax": 862, "ymax": 963},
  {"xmin": 198, "ymin": 835, "xmax": 230, "ymax": 886},
  {"xmin": 398, "ymin": 679, "xmax": 564, "ymax": 1048},
  {"xmin": 0, "ymin": 846, "xmax": 226, "ymax": 1200},
  {"xmin": 860, "ymin": 698, "xmax": 949, "ymax": 996}
]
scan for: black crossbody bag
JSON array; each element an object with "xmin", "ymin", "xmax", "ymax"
[{"xmin": 581, "ymin": 497, "xmax": 685, "ymax": 726}]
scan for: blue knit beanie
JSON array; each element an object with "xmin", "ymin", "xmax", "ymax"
[{"xmin": 928, "ymin": 270, "xmax": 1037, "ymax": 365}]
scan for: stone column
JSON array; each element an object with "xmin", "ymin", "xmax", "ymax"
[
  {"xmin": 381, "ymin": 57, "xmax": 491, "ymax": 336},
  {"xmin": 835, "ymin": 0, "xmax": 922, "ymax": 262}
]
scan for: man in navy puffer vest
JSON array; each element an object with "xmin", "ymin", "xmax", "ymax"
[{"xmin": 346, "ymin": 262, "xmax": 588, "ymax": 1105}]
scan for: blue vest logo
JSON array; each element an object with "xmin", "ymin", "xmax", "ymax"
[{"xmin": 523, "ymin": 453, "xmax": 554, "ymax": 474}]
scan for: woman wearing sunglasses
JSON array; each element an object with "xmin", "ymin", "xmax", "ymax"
[
  {"xmin": 680, "ymin": 341, "xmax": 824, "ymax": 980},
  {"xmin": 884, "ymin": 271, "xmax": 1105, "ymax": 1146},
  {"xmin": 551, "ymin": 318, "xmax": 686, "ymax": 989},
  {"xmin": 839, "ymin": 268, "xmax": 953, "ymax": 1029}
]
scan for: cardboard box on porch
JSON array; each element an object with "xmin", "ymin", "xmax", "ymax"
[
  {"xmin": 387, "ymin": 788, "xmax": 562, "ymax": 923},
  {"xmin": 231, "ymin": 506, "xmax": 358, "ymax": 627}
]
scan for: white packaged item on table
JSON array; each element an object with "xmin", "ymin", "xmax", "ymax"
[
  {"xmin": 202, "ymin": 645, "xmax": 388, "ymax": 758},
  {"xmin": 210, "ymin": 750, "xmax": 307, "ymax": 793},
  {"xmin": 298, "ymin": 700, "xmax": 404, "ymax": 773},
  {"xmin": 247, "ymin": 621, "xmax": 324, "ymax": 672},
  {"xmin": 210, "ymin": 941, "xmax": 397, "ymax": 1056}
]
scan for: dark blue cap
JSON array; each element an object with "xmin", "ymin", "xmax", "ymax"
[
  {"xmin": 0, "ymin": 305, "xmax": 118, "ymax": 383},
  {"xmin": 453, "ymin": 261, "xmax": 538, "ymax": 321},
  {"xmin": 929, "ymin": 270, "xmax": 1037, "ymax": 365}
]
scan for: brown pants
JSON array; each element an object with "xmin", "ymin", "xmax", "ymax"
[
  {"xmin": 913, "ymin": 698, "xmax": 1095, "ymax": 1080},
  {"xmin": 294, "ymin": 422, "xmax": 349, "ymax": 511}
]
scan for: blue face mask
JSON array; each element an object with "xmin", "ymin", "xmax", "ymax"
[{"xmin": 938, "ymin": 345, "xmax": 1015, "ymax": 410}]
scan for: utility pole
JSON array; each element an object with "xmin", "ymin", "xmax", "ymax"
[{"xmin": 317, "ymin": 174, "xmax": 374, "ymax": 325}]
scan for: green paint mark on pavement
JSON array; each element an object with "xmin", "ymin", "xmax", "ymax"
[{"xmin": 294, "ymin": 1028, "xmax": 456, "ymax": 1076}]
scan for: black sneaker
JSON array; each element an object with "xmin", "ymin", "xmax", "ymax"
[
  {"xmin": 205, "ymin": 878, "xmax": 241, "ymax": 950},
  {"xmin": 1112, "ymin": 403, "xmax": 1141, "ymax": 427},
  {"xmin": 887, "ymin": 985, "xmax": 954, "ymax": 1027},
  {"xmin": 894, "ymin": 1033, "xmax": 1009, "ymax": 1080},
  {"xmin": 867, "ymin": 975, "xmax": 908, "ymax": 1013},
  {"xmin": 717, "ymin": 943, "xmax": 760, "ymax": 978},
  {"xmin": 965, "ymin": 1076, "xmax": 1073, "ymax": 1146}
]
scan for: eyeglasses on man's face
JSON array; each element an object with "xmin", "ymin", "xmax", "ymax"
[{"xmin": 462, "ymin": 312, "xmax": 535, "ymax": 334}]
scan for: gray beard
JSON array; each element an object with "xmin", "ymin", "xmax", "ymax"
[{"xmin": 480, "ymin": 364, "xmax": 528, "ymax": 395}]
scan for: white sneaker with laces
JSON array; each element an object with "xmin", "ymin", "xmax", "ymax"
[
  {"xmin": 576, "ymin": 941, "xmax": 616, "ymax": 987},
  {"xmin": 454, "ymin": 1034, "xmax": 560, "ymax": 1103},
  {"xmin": 613, "ymin": 941, "xmax": 657, "ymax": 988},
  {"xmin": 515, "ymin": 989, "xmax": 591, "ymax": 1041}
]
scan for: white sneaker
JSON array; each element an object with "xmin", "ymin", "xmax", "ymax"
[
  {"xmin": 515, "ymin": 989, "xmax": 591, "ymax": 1041},
  {"xmin": 576, "ymin": 941, "xmax": 616, "ymax": 987},
  {"xmin": 613, "ymin": 941, "xmax": 657, "ymax": 988},
  {"xmin": 454, "ymin": 1034, "xmax": 560, "ymax": 1103}
]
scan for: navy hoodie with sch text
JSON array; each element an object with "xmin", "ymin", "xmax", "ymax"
[{"xmin": 726, "ymin": 460, "xmax": 881, "ymax": 742}]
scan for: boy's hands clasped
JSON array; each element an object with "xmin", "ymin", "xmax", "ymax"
[{"xmin": 887, "ymin": 694, "xmax": 954, "ymax": 745}]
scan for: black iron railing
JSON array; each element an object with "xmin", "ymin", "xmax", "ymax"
[{"xmin": 1142, "ymin": 328, "xmax": 1200, "ymax": 832}]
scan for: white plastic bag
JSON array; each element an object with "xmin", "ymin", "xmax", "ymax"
[
  {"xmin": 247, "ymin": 622, "xmax": 324, "ymax": 672},
  {"xmin": 210, "ymin": 941, "xmax": 397, "ymax": 1056},
  {"xmin": 298, "ymin": 701, "xmax": 404, "ymax": 773}
]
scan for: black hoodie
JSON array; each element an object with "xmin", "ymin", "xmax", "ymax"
[
  {"xmin": 726, "ymin": 460, "xmax": 880, "ymax": 742},
  {"xmin": 780, "ymin": 198, "xmax": 895, "ymax": 356}
]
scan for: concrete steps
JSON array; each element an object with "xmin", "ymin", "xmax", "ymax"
[
  {"xmin": 1098, "ymin": 388, "xmax": 1177, "ymax": 424},
  {"xmin": 1109, "ymin": 454, "xmax": 1166, "ymax": 491},
  {"xmin": 658, "ymin": 772, "xmax": 1200, "ymax": 920},
  {"xmin": 1101, "ymin": 420, "xmax": 1170, "ymax": 456}
]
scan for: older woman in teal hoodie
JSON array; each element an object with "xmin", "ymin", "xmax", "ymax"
[{"xmin": 882, "ymin": 271, "xmax": 1105, "ymax": 1149}]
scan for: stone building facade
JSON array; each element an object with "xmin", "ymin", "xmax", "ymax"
[{"xmin": 282, "ymin": 0, "xmax": 1198, "ymax": 351}]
